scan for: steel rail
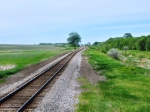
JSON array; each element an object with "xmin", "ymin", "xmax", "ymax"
[
  {"xmin": 17, "ymin": 50, "xmax": 78, "ymax": 112},
  {"xmin": 0, "ymin": 51, "xmax": 75, "ymax": 104}
]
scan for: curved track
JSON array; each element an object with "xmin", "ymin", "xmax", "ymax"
[{"xmin": 0, "ymin": 49, "xmax": 81, "ymax": 112}]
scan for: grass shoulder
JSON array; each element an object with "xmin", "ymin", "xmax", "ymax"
[{"xmin": 76, "ymin": 49, "xmax": 150, "ymax": 112}]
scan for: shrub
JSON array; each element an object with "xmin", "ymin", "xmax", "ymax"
[
  {"xmin": 107, "ymin": 48, "xmax": 122, "ymax": 60},
  {"xmin": 101, "ymin": 44, "xmax": 110, "ymax": 54},
  {"xmin": 123, "ymin": 46, "xmax": 129, "ymax": 50}
]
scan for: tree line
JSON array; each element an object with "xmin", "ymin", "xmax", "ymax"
[
  {"xmin": 93, "ymin": 33, "xmax": 150, "ymax": 52},
  {"xmin": 39, "ymin": 43, "xmax": 67, "ymax": 45}
]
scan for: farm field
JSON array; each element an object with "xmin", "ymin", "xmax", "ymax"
[
  {"xmin": 0, "ymin": 44, "xmax": 72, "ymax": 79},
  {"xmin": 77, "ymin": 49, "xmax": 150, "ymax": 112}
]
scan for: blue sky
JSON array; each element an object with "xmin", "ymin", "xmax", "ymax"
[{"xmin": 0, "ymin": 0, "xmax": 150, "ymax": 44}]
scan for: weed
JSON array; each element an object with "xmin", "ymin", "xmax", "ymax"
[{"xmin": 138, "ymin": 54, "xmax": 145, "ymax": 60}]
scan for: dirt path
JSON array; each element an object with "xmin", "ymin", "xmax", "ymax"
[{"xmin": 80, "ymin": 55, "xmax": 106, "ymax": 84}]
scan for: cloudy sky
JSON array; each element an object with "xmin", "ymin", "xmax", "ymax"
[{"xmin": 0, "ymin": 0, "xmax": 150, "ymax": 44}]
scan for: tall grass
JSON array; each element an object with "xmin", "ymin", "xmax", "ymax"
[
  {"xmin": 76, "ymin": 49, "xmax": 150, "ymax": 112},
  {"xmin": 123, "ymin": 50, "xmax": 150, "ymax": 59}
]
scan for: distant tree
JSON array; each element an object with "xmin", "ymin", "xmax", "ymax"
[
  {"xmin": 39, "ymin": 43, "xmax": 52, "ymax": 45},
  {"xmin": 87, "ymin": 42, "xmax": 91, "ymax": 46},
  {"xmin": 93, "ymin": 41, "xmax": 99, "ymax": 46},
  {"xmin": 97, "ymin": 34, "xmax": 150, "ymax": 51},
  {"xmin": 137, "ymin": 36, "xmax": 147, "ymax": 51},
  {"xmin": 123, "ymin": 33, "xmax": 133, "ymax": 38},
  {"xmin": 146, "ymin": 37, "xmax": 150, "ymax": 51},
  {"xmin": 67, "ymin": 32, "xmax": 81, "ymax": 48}
]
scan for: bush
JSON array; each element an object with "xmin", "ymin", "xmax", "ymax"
[
  {"xmin": 107, "ymin": 48, "xmax": 122, "ymax": 60},
  {"xmin": 101, "ymin": 46, "xmax": 109, "ymax": 54},
  {"xmin": 123, "ymin": 46, "xmax": 129, "ymax": 50}
]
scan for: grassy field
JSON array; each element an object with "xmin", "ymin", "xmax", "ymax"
[
  {"xmin": 0, "ymin": 44, "xmax": 72, "ymax": 79},
  {"xmin": 76, "ymin": 49, "xmax": 150, "ymax": 112}
]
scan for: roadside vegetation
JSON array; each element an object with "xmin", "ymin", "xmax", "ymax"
[
  {"xmin": 121, "ymin": 50, "xmax": 150, "ymax": 69},
  {"xmin": 77, "ymin": 33, "xmax": 150, "ymax": 111},
  {"xmin": 77, "ymin": 48, "xmax": 150, "ymax": 111},
  {"xmin": 92, "ymin": 33, "xmax": 150, "ymax": 53},
  {"xmin": 0, "ymin": 44, "xmax": 73, "ymax": 79}
]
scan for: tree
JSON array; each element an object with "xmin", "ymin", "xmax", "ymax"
[
  {"xmin": 67, "ymin": 32, "xmax": 81, "ymax": 48},
  {"xmin": 123, "ymin": 33, "xmax": 133, "ymax": 38},
  {"xmin": 93, "ymin": 41, "xmax": 99, "ymax": 46},
  {"xmin": 137, "ymin": 36, "xmax": 147, "ymax": 51},
  {"xmin": 87, "ymin": 42, "xmax": 91, "ymax": 46}
]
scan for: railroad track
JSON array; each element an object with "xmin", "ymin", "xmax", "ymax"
[{"xmin": 0, "ymin": 49, "xmax": 82, "ymax": 112}]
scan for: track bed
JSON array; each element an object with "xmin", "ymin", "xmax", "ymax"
[{"xmin": 0, "ymin": 49, "xmax": 80, "ymax": 112}]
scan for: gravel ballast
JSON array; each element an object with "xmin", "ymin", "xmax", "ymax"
[
  {"xmin": 0, "ymin": 52, "xmax": 71, "ymax": 97},
  {"xmin": 34, "ymin": 50, "xmax": 83, "ymax": 112}
]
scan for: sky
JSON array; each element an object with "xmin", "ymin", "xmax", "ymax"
[{"xmin": 0, "ymin": 0, "xmax": 150, "ymax": 44}]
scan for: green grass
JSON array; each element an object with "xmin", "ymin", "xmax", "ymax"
[
  {"xmin": 122, "ymin": 50, "xmax": 150, "ymax": 59},
  {"xmin": 76, "ymin": 49, "xmax": 150, "ymax": 112},
  {"xmin": 0, "ymin": 44, "xmax": 72, "ymax": 78}
]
